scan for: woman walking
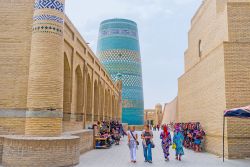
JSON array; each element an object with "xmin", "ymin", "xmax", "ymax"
[
  {"xmin": 141, "ymin": 124, "xmax": 154, "ymax": 163},
  {"xmin": 173, "ymin": 127, "xmax": 184, "ymax": 161},
  {"xmin": 160, "ymin": 125, "xmax": 172, "ymax": 161},
  {"xmin": 127, "ymin": 126, "xmax": 138, "ymax": 163}
]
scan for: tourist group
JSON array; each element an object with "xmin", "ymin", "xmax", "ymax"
[{"xmin": 127, "ymin": 122, "xmax": 206, "ymax": 163}]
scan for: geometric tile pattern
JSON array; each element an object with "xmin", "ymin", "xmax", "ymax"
[
  {"xmin": 33, "ymin": 15, "xmax": 64, "ymax": 24},
  {"xmin": 97, "ymin": 18, "xmax": 144, "ymax": 125},
  {"xmin": 32, "ymin": 0, "xmax": 64, "ymax": 36},
  {"xmin": 98, "ymin": 50, "xmax": 141, "ymax": 63},
  {"xmin": 120, "ymin": 74, "xmax": 143, "ymax": 87},
  {"xmin": 122, "ymin": 87, "xmax": 144, "ymax": 100},
  {"xmin": 32, "ymin": 25, "xmax": 63, "ymax": 35},
  {"xmin": 34, "ymin": 0, "xmax": 64, "ymax": 12}
]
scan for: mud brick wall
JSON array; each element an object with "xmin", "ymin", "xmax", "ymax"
[{"xmin": 2, "ymin": 136, "xmax": 80, "ymax": 167}]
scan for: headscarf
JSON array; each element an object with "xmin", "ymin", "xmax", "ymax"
[
  {"xmin": 175, "ymin": 126, "xmax": 180, "ymax": 133},
  {"xmin": 163, "ymin": 125, "xmax": 168, "ymax": 138}
]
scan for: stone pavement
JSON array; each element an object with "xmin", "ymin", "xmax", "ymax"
[{"xmin": 77, "ymin": 131, "xmax": 250, "ymax": 167}]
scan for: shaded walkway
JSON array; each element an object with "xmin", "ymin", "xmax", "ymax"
[{"xmin": 77, "ymin": 131, "xmax": 250, "ymax": 167}]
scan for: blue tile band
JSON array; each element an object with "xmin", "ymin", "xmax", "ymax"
[
  {"xmin": 33, "ymin": 15, "xmax": 64, "ymax": 24},
  {"xmin": 34, "ymin": 0, "xmax": 64, "ymax": 12}
]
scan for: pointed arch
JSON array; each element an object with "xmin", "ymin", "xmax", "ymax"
[
  {"xmin": 99, "ymin": 84, "xmax": 104, "ymax": 121},
  {"xmin": 108, "ymin": 90, "xmax": 111, "ymax": 120},
  {"xmin": 63, "ymin": 54, "xmax": 71, "ymax": 121},
  {"xmin": 111, "ymin": 95, "xmax": 115, "ymax": 119},
  {"xmin": 104, "ymin": 89, "xmax": 108, "ymax": 120},
  {"xmin": 75, "ymin": 65, "xmax": 83, "ymax": 121},
  {"xmin": 86, "ymin": 74, "xmax": 92, "ymax": 123},
  {"xmin": 93, "ymin": 80, "xmax": 99, "ymax": 121},
  {"xmin": 113, "ymin": 98, "xmax": 117, "ymax": 120}
]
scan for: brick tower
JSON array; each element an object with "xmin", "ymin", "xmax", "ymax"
[{"xmin": 26, "ymin": 0, "xmax": 65, "ymax": 136}]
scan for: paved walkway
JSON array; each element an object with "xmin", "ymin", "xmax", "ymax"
[{"xmin": 77, "ymin": 131, "xmax": 250, "ymax": 167}]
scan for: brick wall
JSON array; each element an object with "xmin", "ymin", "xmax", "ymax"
[
  {"xmin": 0, "ymin": 0, "xmax": 113, "ymax": 166},
  {"xmin": 2, "ymin": 136, "xmax": 80, "ymax": 167},
  {"xmin": 228, "ymin": 2, "xmax": 250, "ymax": 42},
  {"xmin": 65, "ymin": 130, "xmax": 94, "ymax": 154},
  {"xmin": 178, "ymin": 0, "xmax": 250, "ymax": 158},
  {"xmin": 178, "ymin": 44, "xmax": 227, "ymax": 156},
  {"xmin": 224, "ymin": 42, "xmax": 250, "ymax": 158},
  {"xmin": 0, "ymin": 118, "xmax": 25, "ymax": 135},
  {"xmin": 0, "ymin": 0, "xmax": 33, "ymax": 109},
  {"xmin": 185, "ymin": 0, "xmax": 228, "ymax": 72},
  {"xmin": 0, "ymin": 0, "xmax": 33, "ymax": 135},
  {"xmin": 224, "ymin": 2, "xmax": 250, "ymax": 159},
  {"xmin": 162, "ymin": 97, "xmax": 178, "ymax": 124},
  {"xmin": 63, "ymin": 121, "xmax": 84, "ymax": 132},
  {"xmin": 0, "ymin": 137, "xmax": 3, "ymax": 164}
]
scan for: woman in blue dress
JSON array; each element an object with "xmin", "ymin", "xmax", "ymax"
[{"xmin": 173, "ymin": 127, "xmax": 184, "ymax": 161}]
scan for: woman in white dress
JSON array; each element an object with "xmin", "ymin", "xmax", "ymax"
[{"xmin": 128, "ymin": 126, "xmax": 138, "ymax": 163}]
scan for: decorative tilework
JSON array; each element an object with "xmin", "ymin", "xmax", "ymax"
[
  {"xmin": 33, "ymin": 14, "xmax": 64, "ymax": 24},
  {"xmin": 34, "ymin": 0, "xmax": 64, "ymax": 12},
  {"xmin": 122, "ymin": 86, "xmax": 144, "ymax": 100},
  {"xmin": 32, "ymin": 25, "xmax": 63, "ymax": 35},
  {"xmin": 98, "ymin": 50, "xmax": 141, "ymax": 63},
  {"xmin": 104, "ymin": 63, "xmax": 142, "ymax": 77},
  {"xmin": 97, "ymin": 18, "xmax": 144, "ymax": 125},
  {"xmin": 122, "ymin": 100, "xmax": 144, "ymax": 108},
  {"xmin": 99, "ymin": 28, "xmax": 138, "ymax": 39}
]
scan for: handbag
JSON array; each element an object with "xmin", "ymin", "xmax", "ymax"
[
  {"xmin": 172, "ymin": 143, "xmax": 176, "ymax": 149},
  {"xmin": 150, "ymin": 140, "xmax": 155, "ymax": 148},
  {"xmin": 130, "ymin": 131, "xmax": 139, "ymax": 146}
]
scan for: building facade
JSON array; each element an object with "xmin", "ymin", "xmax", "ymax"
[
  {"xmin": 0, "ymin": 0, "xmax": 122, "ymax": 166},
  {"xmin": 162, "ymin": 97, "xmax": 178, "ymax": 125},
  {"xmin": 178, "ymin": 0, "xmax": 250, "ymax": 159},
  {"xmin": 144, "ymin": 104, "xmax": 163, "ymax": 126},
  {"xmin": 97, "ymin": 19, "xmax": 144, "ymax": 125}
]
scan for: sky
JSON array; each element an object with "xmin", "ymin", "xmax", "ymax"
[{"xmin": 65, "ymin": 0, "xmax": 203, "ymax": 109}]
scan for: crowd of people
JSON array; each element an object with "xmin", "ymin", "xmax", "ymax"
[
  {"xmin": 93, "ymin": 120, "xmax": 126, "ymax": 148},
  {"xmin": 173, "ymin": 122, "xmax": 206, "ymax": 152},
  {"xmin": 152, "ymin": 124, "xmax": 160, "ymax": 131},
  {"xmin": 93, "ymin": 121, "xmax": 206, "ymax": 163},
  {"xmin": 127, "ymin": 122, "xmax": 206, "ymax": 163}
]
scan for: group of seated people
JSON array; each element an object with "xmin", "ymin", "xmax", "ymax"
[
  {"xmin": 171, "ymin": 122, "xmax": 206, "ymax": 152},
  {"xmin": 93, "ymin": 120, "xmax": 126, "ymax": 148}
]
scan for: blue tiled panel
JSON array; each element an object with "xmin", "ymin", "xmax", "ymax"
[
  {"xmin": 34, "ymin": 0, "xmax": 64, "ymax": 12},
  {"xmin": 123, "ymin": 108, "xmax": 144, "ymax": 125},
  {"xmin": 97, "ymin": 37, "xmax": 140, "ymax": 51}
]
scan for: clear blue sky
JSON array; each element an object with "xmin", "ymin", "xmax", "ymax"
[{"xmin": 65, "ymin": 0, "xmax": 203, "ymax": 109}]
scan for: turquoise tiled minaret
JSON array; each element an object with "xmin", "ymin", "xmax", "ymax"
[{"xmin": 97, "ymin": 18, "xmax": 144, "ymax": 125}]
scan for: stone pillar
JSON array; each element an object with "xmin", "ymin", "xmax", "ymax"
[
  {"xmin": 98, "ymin": 79, "xmax": 101, "ymax": 121},
  {"xmin": 25, "ymin": 0, "xmax": 65, "ymax": 136},
  {"xmin": 82, "ymin": 63, "xmax": 87, "ymax": 129},
  {"xmin": 91, "ymin": 74, "xmax": 95, "ymax": 124}
]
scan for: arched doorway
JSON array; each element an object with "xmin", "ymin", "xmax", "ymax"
[
  {"xmin": 104, "ymin": 89, "xmax": 108, "ymax": 120},
  {"xmin": 86, "ymin": 74, "xmax": 92, "ymax": 124},
  {"xmin": 75, "ymin": 65, "xmax": 83, "ymax": 122},
  {"xmin": 99, "ymin": 85, "xmax": 104, "ymax": 121},
  {"xmin": 63, "ymin": 54, "xmax": 71, "ymax": 121},
  {"xmin": 111, "ymin": 95, "xmax": 115, "ymax": 119},
  {"xmin": 93, "ymin": 80, "xmax": 99, "ymax": 121},
  {"xmin": 108, "ymin": 91, "xmax": 111, "ymax": 120},
  {"xmin": 113, "ymin": 98, "xmax": 117, "ymax": 120}
]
